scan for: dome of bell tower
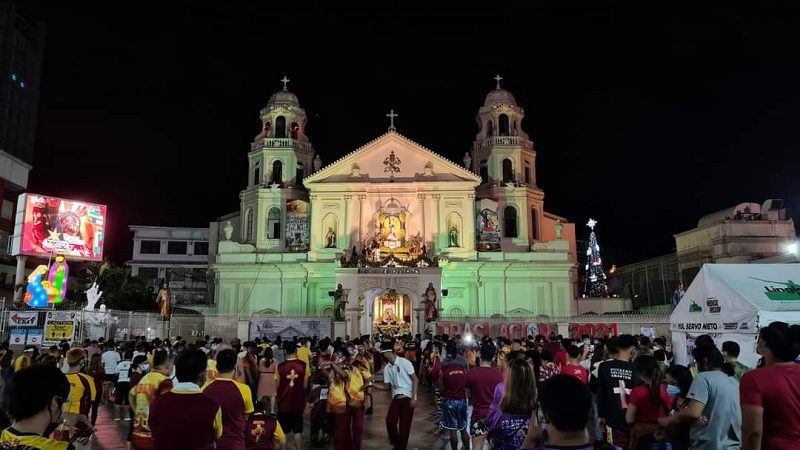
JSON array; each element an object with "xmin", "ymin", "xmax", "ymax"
[
  {"xmin": 484, "ymin": 88, "xmax": 517, "ymax": 107},
  {"xmin": 267, "ymin": 89, "xmax": 300, "ymax": 107}
]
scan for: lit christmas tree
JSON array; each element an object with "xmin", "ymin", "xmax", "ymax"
[{"xmin": 582, "ymin": 218, "xmax": 608, "ymax": 298}]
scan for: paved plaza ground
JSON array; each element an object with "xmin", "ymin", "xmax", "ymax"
[{"xmin": 91, "ymin": 387, "xmax": 453, "ymax": 450}]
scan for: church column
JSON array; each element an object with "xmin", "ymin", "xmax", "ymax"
[
  {"xmin": 467, "ymin": 193, "xmax": 475, "ymax": 250},
  {"xmin": 343, "ymin": 195, "xmax": 352, "ymax": 249},
  {"xmin": 309, "ymin": 194, "xmax": 319, "ymax": 251},
  {"xmin": 432, "ymin": 194, "xmax": 441, "ymax": 250},
  {"xmin": 417, "ymin": 193, "xmax": 426, "ymax": 245},
  {"xmin": 358, "ymin": 194, "xmax": 366, "ymax": 244}
]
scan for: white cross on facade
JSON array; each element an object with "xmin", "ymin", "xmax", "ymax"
[
  {"xmin": 386, "ymin": 109, "xmax": 398, "ymax": 130},
  {"xmin": 281, "ymin": 75, "xmax": 290, "ymax": 90},
  {"xmin": 494, "ymin": 74, "xmax": 503, "ymax": 89}
]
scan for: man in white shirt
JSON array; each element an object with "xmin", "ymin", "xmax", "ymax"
[
  {"xmin": 373, "ymin": 341, "xmax": 418, "ymax": 450},
  {"xmin": 101, "ymin": 344, "xmax": 122, "ymax": 404}
]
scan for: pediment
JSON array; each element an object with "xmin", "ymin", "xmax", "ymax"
[{"xmin": 304, "ymin": 131, "xmax": 481, "ymax": 185}]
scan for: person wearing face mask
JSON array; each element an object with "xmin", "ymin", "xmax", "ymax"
[
  {"xmin": 663, "ymin": 365, "xmax": 693, "ymax": 450},
  {"xmin": 659, "ymin": 345, "xmax": 741, "ymax": 450},
  {"xmin": 63, "ymin": 348, "xmax": 96, "ymax": 450},
  {"xmin": 0, "ymin": 364, "xmax": 74, "ymax": 449}
]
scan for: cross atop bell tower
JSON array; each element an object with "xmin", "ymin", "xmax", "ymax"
[
  {"xmin": 281, "ymin": 75, "xmax": 290, "ymax": 90},
  {"xmin": 494, "ymin": 74, "xmax": 503, "ymax": 89}
]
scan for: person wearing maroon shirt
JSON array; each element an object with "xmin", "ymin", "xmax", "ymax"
[
  {"xmin": 562, "ymin": 344, "xmax": 589, "ymax": 384},
  {"xmin": 203, "ymin": 349, "xmax": 255, "ymax": 450},
  {"xmin": 149, "ymin": 350, "xmax": 222, "ymax": 450},
  {"xmin": 439, "ymin": 342, "xmax": 469, "ymax": 450},
  {"xmin": 740, "ymin": 321, "xmax": 800, "ymax": 450},
  {"xmin": 274, "ymin": 341, "xmax": 307, "ymax": 450},
  {"xmin": 466, "ymin": 343, "xmax": 503, "ymax": 450}
]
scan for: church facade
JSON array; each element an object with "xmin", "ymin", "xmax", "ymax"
[{"xmin": 212, "ymin": 78, "xmax": 578, "ymax": 337}]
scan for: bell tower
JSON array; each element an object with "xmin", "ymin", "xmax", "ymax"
[
  {"xmin": 240, "ymin": 76, "xmax": 316, "ymax": 252},
  {"xmin": 471, "ymin": 75, "xmax": 544, "ymax": 249}
]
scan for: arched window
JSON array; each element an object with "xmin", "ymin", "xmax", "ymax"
[
  {"xmin": 524, "ymin": 166, "xmax": 531, "ymax": 184},
  {"xmin": 479, "ymin": 160, "xmax": 488, "ymax": 184},
  {"xmin": 531, "ymin": 209, "xmax": 539, "ymax": 240},
  {"xmin": 253, "ymin": 163, "xmax": 260, "ymax": 186},
  {"xmin": 245, "ymin": 209, "xmax": 254, "ymax": 242},
  {"xmin": 296, "ymin": 162, "xmax": 304, "ymax": 184},
  {"xmin": 499, "ymin": 114, "xmax": 510, "ymax": 136},
  {"xmin": 504, "ymin": 206, "xmax": 517, "ymax": 238},
  {"xmin": 487, "ymin": 120, "xmax": 494, "ymax": 137},
  {"xmin": 275, "ymin": 116, "xmax": 286, "ymax": 138},
  {"xmin": 290, "ymin": 121, "xmax": 300, "ymax": 139},
  {"xmin": 502, "ymin": 158, "xmax": 513, "ymax": 183},
  {"xmin": 267, "ymin": 207, "xmax": 281, "ymax": 239},
  {"xmin": 272, "ymin": 160, "xmax": 283, "ymax": 184}
]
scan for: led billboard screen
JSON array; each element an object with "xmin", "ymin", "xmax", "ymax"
[{"xmin": 16, "ymin": 193, "xmax": 106, "ymax": 260}]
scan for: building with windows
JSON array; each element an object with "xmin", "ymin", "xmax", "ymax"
[
  {"xmin": 675, "ymin": 200, "xmax": 795, "ymax": 283},
  {"xmin": 614, "ymin": 199, "xmax": 796, "ymax": 310},
  {"xmin": 0, "ymin": 3, "xmax": 42, "ymax": 290},
  {"xmin": 128, "ymin": 226, "xmax": 210, "ymax": 306},
  {"xmin": 211, "ymin": 77, "xmax": 579, "ymax": 336}
]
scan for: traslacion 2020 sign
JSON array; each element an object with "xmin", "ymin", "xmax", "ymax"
[{"xmin": 14, "ymin": 193, "xmax": 106, "ymax": 261}]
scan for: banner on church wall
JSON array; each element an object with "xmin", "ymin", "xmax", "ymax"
[
  {"xmin": 436, "ymin": 321, "xmax": 558, "ymax": 340},
  {"xmin": 285, "ymin": 200, "xmax": 309, "ymax": 252},
  {"xmin": 568, "ymin": 322, "xmax": 619, "ymax": 339},
  {"xmin": 249, "ymin": 317, "xmax": 331, "ymax": 340},
  {"xmin": 475, "ymin": 199, "xmax": 501, "ymax": 251}
]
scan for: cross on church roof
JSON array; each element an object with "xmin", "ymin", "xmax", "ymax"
[
  {"xmin": 386, "ymin": 109, "xmax": 398, "ymax": 130},
  {"xmin": 281, "ymin": 75, "xmax": 290, "ymax": 91},
  {"xmin": 494, "ymin": 74, "xmax": 503, "ymax": 89}
]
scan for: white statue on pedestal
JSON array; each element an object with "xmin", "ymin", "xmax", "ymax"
[
  {"xmin": 85, "ymin": 282, "xmax": 103, "ymax": 311},
  {"xmin": 83, "ymin": 282, "xmax": 117, "ymax": 340}
]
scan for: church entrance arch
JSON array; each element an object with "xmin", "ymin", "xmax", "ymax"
[
  {"xmin": 363, "ymin": 288, "xmax": 413, "ymax": 338},
  {"xmin": 350, "ymin": 267, "xmax": 441, "ymax": 337}
]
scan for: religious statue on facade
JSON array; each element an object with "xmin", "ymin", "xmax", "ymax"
[
  {"xmin": 325, "ymin": 227, "xmax": 337, "ymax": 248},
  {"xmin": 463, "ymin": 152, "xmax": 472, "ymax": 170},
  {"xmin": 448, "ymin": 225, "xmax": 459, "ymax": 247},
  {"xmin": 554, "ymin": 219, "xmax": 564, "ymax": 240},
  {"xmin": 332, "ymin": 283, "xmax": 346, "ymax": 321},
  {"xmin": 156, "ymin": 281, "xmax": 172, "ymax": 320},
  {"xmin": 313, "ymin": 154, "xmax": 322, "ymax": 172},
  {"xmin": 422, "ymin": 283, "xmax": 438, "ymax": 322}
]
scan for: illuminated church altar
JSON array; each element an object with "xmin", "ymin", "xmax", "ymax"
[
  {"xmin": 212, "ymin": 78, "xmax": 579, "ymax": 337},
  {"xmin": 372, "ymin": 289, "xmax": 412, "ymax": 337}
]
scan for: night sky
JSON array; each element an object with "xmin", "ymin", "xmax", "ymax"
[{"xmin": 16, "ymin": 2, "xmax": 800, "ymax": 265}]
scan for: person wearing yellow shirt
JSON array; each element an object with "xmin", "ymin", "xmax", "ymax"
[
  {"xmin": 13, "ymin": 347, "xmax": 34, "ymax": 372},
  {"xmin": 129, "ymin": 350, "xmax": 173, "ymax": 450},
  {"xmin": 296, "ymin": 338, "xmax": 312, "ymax": 373},
  {"xmin": 0, "ymin": 364, "xmax": 75, "ymax": 450},
  {"xmin": 63, "ymin": 348, "xmax": 96, "ymax": 450},
  {"xmin": 326, "ymin": 347, "xmax": 372, "ymax": 450}
]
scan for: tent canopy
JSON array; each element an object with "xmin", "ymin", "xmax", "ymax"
[
  {"xmin": 670, "ymin": 263, "xmax": 800, "ymax": 367},
  {"xmin": 671, "ymin": 263, "xmax": 800, "ymax": 334}
]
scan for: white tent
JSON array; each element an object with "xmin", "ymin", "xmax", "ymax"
[{"xmin": 671, "ymin": 263, "xmax": 800, "ymax": 368}]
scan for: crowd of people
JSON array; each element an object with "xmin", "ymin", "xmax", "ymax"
[{"xmin": 0, "ymin": 321, "xmax": 795, "ymax": 450}]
